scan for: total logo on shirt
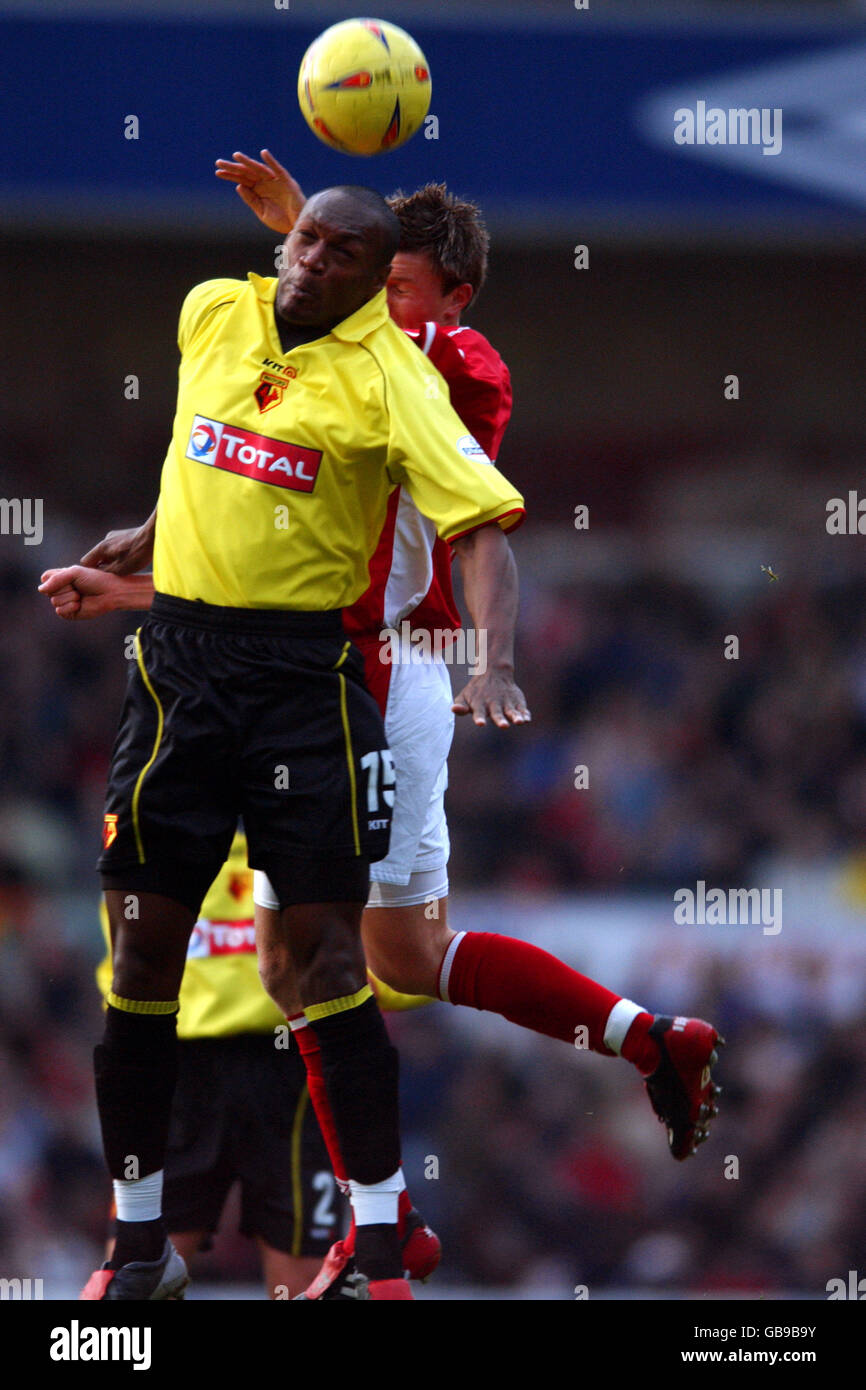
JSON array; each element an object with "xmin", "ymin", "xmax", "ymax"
[
  {"xmin": 186, "ymin": 414, "xmax": 322, "ymax": 492},
  {"xmin": 187, "ymin": 918, "xmax": 256, "ymax": 958}
]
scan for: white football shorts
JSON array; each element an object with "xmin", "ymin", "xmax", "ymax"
[{"xmin": 254, "ymin": 653, "xmax": 454, "ymax": 911}]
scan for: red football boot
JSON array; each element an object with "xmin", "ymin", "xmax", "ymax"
[
  {"xmin": 295, "ymin": 1208, "xmax": 441, "ymax": 1299},
  {"xmin": 364, "ymin": 1279, "xmax": 414, "ymax": 1300},
  {"xmin": 644, "ymin": 1015, "xmax": 724, "ymax": 1159}
]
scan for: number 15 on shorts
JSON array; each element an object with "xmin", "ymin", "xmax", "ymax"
[{"xmin": 360, "ymin": 749, "xmax": 395, "ymax": 827}]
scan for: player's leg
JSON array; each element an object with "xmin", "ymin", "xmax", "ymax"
[
  {"xmin": 94, "ymin": 915, "xmax": 239, "ymax": 1299},
  {"xmin": 365, "ymin": 887, "xmax": 722, "ymax": 1158},
  {"xmin": 255, "ymin": 892, "xmax": 350, "ymax": 1196},
  {"xmin": 254, "ymin": 895, "xmax": 303, "ymax": 1016},
  {"xmin": 82, "ymin": 888, "xmax": 201, "ymax": 1300},
  {"xmin": 244, "ymin": 625, "xmax": 412, "ymax": 1298},
  {"xmin": 364, "ymin": 655, "xmax": 723, "ymax": 1160},
  {"xmin": 160, "ymin": 1037, "xmax": 238, "ymax": 1289},
  {"xmin": 83, "ymin": 603, "xmax": 240, "ymax": 1299},
  {"xmin": 255, "ymin": 891, "xmax": 407, "ymax": 1293},
  {"xmin": 256, "ymin": 891, "xmax": 353, "ymax": 1207},
  {"xmin": 375, "ymin": 882, "xmax": 722, "ymax": 1154},
  {"xmin": 255, "ymin": 883, "xmax": 437, "ymax": 1296},
  {"xmin": 362, "ymin": 893, "xmax": 450, "ymax": 996},
  {"xmin": 236, "ymin": 1035, "xmax": 349, "ymax": 1300},
  {"xmin": 366, "ymin": 882, "xmax": 641, "ymax": 1057}
]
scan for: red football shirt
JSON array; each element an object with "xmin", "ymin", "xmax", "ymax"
[{"xmin": 342, "ymin": 322, "xmax": 513, "ymax": 713}]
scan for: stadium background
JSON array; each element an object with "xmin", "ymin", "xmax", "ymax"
[{"xmin": 2, "ymin": 0, "xmax": 866, "ymax": 1300}]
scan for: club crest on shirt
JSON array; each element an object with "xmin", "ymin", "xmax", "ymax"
[{"xmin": 254, "ymin": 367, "xmax": 295, "ymax": 413}]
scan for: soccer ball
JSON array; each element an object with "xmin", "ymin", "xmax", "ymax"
[{"xmin": 298, "ymin": 18, "xmax": 432, "ymax": 156}]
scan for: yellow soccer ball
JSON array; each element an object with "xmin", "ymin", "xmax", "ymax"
[{"xmin": 298, "ymin": 18, "xmax": 432, "ymax": 156}]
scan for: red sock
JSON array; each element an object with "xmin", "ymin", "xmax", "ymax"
[
  {"xmin": 442, "ymin": 932, "xmax": 625, "ymax": 1055},
  {"xmin": 292, "ymin": 1019, "xmax": 414, "ymax": 1254},
  {"xmin": 619, "ymin": 1013, "xmax": 660, "ymax": 1076},
  {"xmin": 292, "ymin": 1020, "xmax": 348, "ymax": 1187}
]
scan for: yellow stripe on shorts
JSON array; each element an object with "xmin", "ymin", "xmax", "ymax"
[
  {"xmin": 336, "ymin": 670, "xmax": 361, "ymax": 856},
  {"xmin": 131, "ymin": 630, "xmax": 165, "ymax": 864},
  {"xmin": 332, "ymin": 640, "xmax": 350, "ymax": 671}
]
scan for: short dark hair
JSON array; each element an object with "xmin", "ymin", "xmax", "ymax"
[
  {"xmin": 386, "ymin": 183, "xmax": 489, "ymax": 306},
  {"xmin": 321, "ymin": 185, "xmax": 401, "ymax": 266}
]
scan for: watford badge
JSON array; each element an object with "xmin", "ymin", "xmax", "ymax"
[
  {"xmin": 228, "ymin": 872, "xmax": 251, "ymax": 902},
  {"xmin": 254, "ymin": 368, "xmax": 295, "ymax": 413},
  {"xmin": 103, "ymin": 813, "xmax": 119, "ymax": 849}
]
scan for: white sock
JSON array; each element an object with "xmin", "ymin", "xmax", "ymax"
[
  {"xmin": 438, "ymin": 932, "xmax": 466, "ymax": 1001},
  {"xmin": 603, "ymin": 998, "xmax": 645, "ymax": 1055},
  {"xmin": 113, "ymin": 1169, "xmax": 163, "ymax": 1223},
  {"xmin": 349, "ymin": 1168, "xmax": 405, "ymax": 1226}
]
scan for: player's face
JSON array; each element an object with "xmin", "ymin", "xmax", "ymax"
[
  {"xmin": 386, "ymin": 251, "xmax": 456, "ymax": 331},
  {"xmin": 276, "ymin": 194, "xmax": 390, "ymax": 330}
]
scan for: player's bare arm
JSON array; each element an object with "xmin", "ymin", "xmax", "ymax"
[
  {"xmin": 38, "ymin": 566, "xmax": 154, "ymax": 620},
  {"xmin": 81, "ymin": 504, "xmax": 157, "ymax": 574},
  {"xmin": 214, "ymin": 149, "xmax": 305, "ymax": 235},
  {"xmin": 450, "ymin": 523, "xmax": 529, "ymax": 727}
]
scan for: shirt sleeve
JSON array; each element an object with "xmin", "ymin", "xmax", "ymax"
[
  {"xmin": 383, "ymin": 344, "xmax": 525, "ymax": 544},
  {"xmin": 177, "ymin": 279, "xmax": 244, "ymax": 354},
  {"xmin": 427, "ymin": 326, "xmax": 513, "ymax": 462}
]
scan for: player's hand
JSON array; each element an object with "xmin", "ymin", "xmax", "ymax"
[
  {"xmin": 38, "ymin": 566, "xmax": 125, "ymax": 619},
  {"xmin": 452, "ymin": 669, "xmax": 531, "ymax": 728},
  {"xmin": 81, "ymin": 520, "xmax": 153, "ymax": 574},
  {"xmin": 215, "ymin": 149, "xmax": 305, "ymax": 235}
]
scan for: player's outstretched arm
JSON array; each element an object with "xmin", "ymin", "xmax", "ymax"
[
  {"xmin": 214, "ymin": 149, "xmax": 305, "ymax": 235},
  {"xmin": 450, "ymin": 523, "xmax": 530, "ymax": 727},
  {"xmin": 38, "ymin": 566, "xmax": 155, "ymax": 620},
  {"xmin": 80, "ymin": 505, "xmax": 157, "ymax": 574}
]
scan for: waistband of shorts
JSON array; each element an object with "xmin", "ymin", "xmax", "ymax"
[{"xmin": 150, "ymin": 592, "xmax": 345, "ymax": 638}]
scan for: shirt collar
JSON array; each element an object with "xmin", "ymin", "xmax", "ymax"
[
  {"xmin": 330, "ymin": 288, "xmax": 390, "ymax": 341},
  {"xmin": 248, "ymin": 275, "xmax": 389, "ymax": 342}
]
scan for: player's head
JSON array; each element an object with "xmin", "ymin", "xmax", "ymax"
[
  {"xmin": 276, "ymin": 186, "xmax": 401, "ymax": 329},
  {"xmin": 385, "ymin": 183, "xmax": 489, "ymax": 331}
]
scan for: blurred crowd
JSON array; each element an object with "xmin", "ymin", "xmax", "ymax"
[
  {"xmin": 1, "ymin": 523, "xmax": 865, "ymax": 1294},
  {"xmin": 450, "ymin": 564, "xmax": 866, "ymax": 894}
]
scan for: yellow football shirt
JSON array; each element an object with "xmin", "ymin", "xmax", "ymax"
[{"xmin": 153, "ymin": 276, "xmax": 524, "ymax": 610}]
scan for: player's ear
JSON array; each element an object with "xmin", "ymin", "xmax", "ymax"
[{"xmin": 447, "ymin": 281, "xmax": 474, "ymax": 316}]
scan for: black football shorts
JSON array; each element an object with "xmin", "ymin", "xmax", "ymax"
[
  {"xmin": 99, "ymin": 593, "xmax": 392, "ymax": 913},
  {"xmin": 163, "ymin": 1034, "xmax": 346, "ymax": 1257}
]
